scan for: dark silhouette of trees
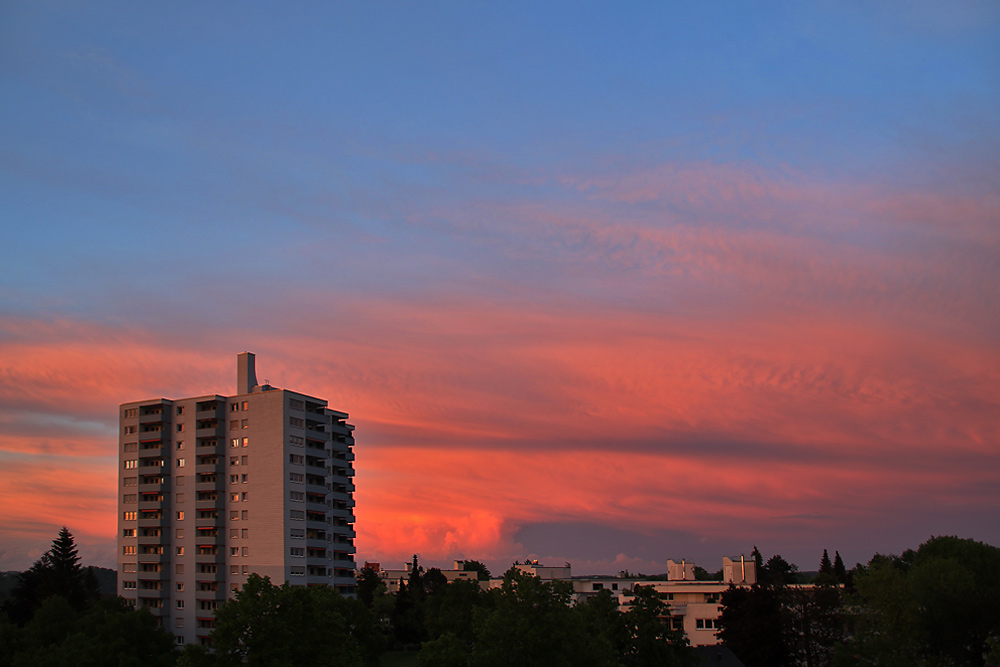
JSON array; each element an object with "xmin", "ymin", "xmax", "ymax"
[
  {"xmin": 210, "ymin": 573, "xmax": 371, "ymax": 667},
  {"xmin": 3, "ymin": 527, "xmax": 99, "ymax": 626},
  {"xmin": 835, "ymin": 536, "xmax": 1000, "ymax": 667},
  {"xmin": 718, "ymin": 583, "xmax": 790, "ymax": 667},
  {"xmin": 460, "ymin": 560, "xmax": 491, "ymax": 581},
  {"xmin": 832, "ymin": 551, "xmax": 847, "ymax": 585}
]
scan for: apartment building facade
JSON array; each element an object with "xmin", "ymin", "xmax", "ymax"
[{"xmin": 118, "ymin": 353, "xmax": 356, "ymax": 646}]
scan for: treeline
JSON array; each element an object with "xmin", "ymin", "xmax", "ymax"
[
  {"xmin": 719, "ymin": 537, "xmax": 1000, "ymax": 667},
  {"xmin": 3, "ymin": 531, "xmax": 999, "ymax": 667},
  {"xmin": 0, "ymin": 527, "xmax": 175, "ymax": 667}
]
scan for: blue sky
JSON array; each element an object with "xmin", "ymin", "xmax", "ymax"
[{"xmin": 1, "ymin": 1, "xmax": 998, "ymax": 573}]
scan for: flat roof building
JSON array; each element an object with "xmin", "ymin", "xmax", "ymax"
[{"xmin": 117, "ymin": 353, "xmax": 356, "ymax": 646}]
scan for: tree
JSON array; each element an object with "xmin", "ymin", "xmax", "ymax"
[
  {"xmin": 620, "ymin": 585, "xmax": 694, "ymax": 667},
  {"xmin": 356, "ymin": 563, "xmax": 384, "ymax": 609},
  {"xmin": 819, "ymin": 550, "xmax": 833, "ymax": 576},
  {"xmin": 762, "ymin": 554, "xmax": 798, "ymax": 587},
  {"xmin": 211, "ymin": 574, "xmax": 363, "ymax": 667},
  {"xmin": 717, "ymin": 584, "xmax": 790, "ymax": 667},
  {"xmin": 460, "ymin": 560, "xmax": 492, "ymax": 581},
  {"xmin": 3, "ymin": 595, "xmax": 175, "ymax": 667},
  {"xmin": 835, "ymin": 536, "xmax": 1000, "ymax": 667},
  {"xmin": 3, "ymin": 527, "xmax": 99, "ymax": 626},
  {"xmin": 832, "ymin": 552, "xmax": 847, "ymax": 585},
  {"xmin": 469, "ymin": 568, "xmax": 618, "ymax": 667}
]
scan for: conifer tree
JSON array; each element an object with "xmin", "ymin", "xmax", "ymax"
[
  {"xmin": 819, "ymin": 549, "xmax": 833, "ymax": 576},
  {"xmin": 832, "ymin": 551, "xmax": 847, "ymax": 584}
]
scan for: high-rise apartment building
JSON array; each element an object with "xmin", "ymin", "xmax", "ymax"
[{"xmin": 117, "ymin": 353, "xmax": 356, "ymax": 646}]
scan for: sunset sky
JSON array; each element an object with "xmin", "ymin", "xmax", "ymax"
[{"xmin": 1, "ymin": 2, "xmax": 998, "ymax": 576}]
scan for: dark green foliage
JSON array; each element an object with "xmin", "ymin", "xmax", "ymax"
[
  {"xmin": 832, "ymin": 552, "xmax": 847, "ymax": 585},
  {"xmin": 835, "ymin": 536, "xmax": 1000, "ymax": 667},
  {"xmin": 819, "ymin": 550, "xmax": 833, "ymax": 576},
  {"xmin": 620, "ymin": 585, "xmax": 694, "ymax": 667},
  {"xmin": 469, "ymin": 568, "xmax": 619, "ymax": 667},
  {"xmin": 693, "ymin": 566, "xmax": 722, "ymax": 581},
  {"xmin": 1, "ymin": 595, "xmax": 176, "ymax": 667},
  {"xmin": 718, "ymin": 584, "xmax": 789, "ymax": 667},
  {"xmin": 210, "ymin": 573, "xmax": 365, "ymax": 667},
  {"xmin": 460, "ymin": 560, "xmax": 491, "ymax": 581},
  {"xmin": 762, "ymin": 554, "xmax": 799, "ymax": 587},
  {"xmin": 357, "ymin": 563, "xmax": 385, "ymax": 608},
  {"xmin": 2, "ymin": 527, "xmax": 100, "ymax": 626}
]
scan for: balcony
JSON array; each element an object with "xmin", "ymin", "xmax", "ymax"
[{"xmin": 137, "ymin": 552, "xmax": 169, "ymax": 564}]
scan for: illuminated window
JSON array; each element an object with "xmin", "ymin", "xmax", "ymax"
[
  {"xmin": 177, "ymin": 511, "xmax": 185, "ymax": 520},
  {"xmin": 176, "ymin": 458, "xmax": 185, "ymax": 468}
]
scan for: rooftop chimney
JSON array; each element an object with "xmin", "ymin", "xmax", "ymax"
[{"xmin": 237, "ymin": 352, "xmax": 257, "ymax": 394}]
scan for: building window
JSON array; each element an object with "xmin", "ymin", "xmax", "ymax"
[
  {"xmin": 123, "ymin": 477, "xmax": 137, "ymax": 487},
  {"xmin": 123, "ymin": 494, "xmax": 136, "ymax": 504},
  {"xmin": 290, "ymin": 472, "xmax": 304, "ymax": 483},
  {"xmin": 122, "ymin": 563, "xmax": 137, "ymax": 572},
  {"xmin": 230, "ymin": 456, "xmax": 239, "ymax": 466},
  {"xmin": 176, "ymin": 476, "xmax": 184, "ymax": 486},
  {"xmin": 177, "ymin": 582, "xmax": 184, "ymax": 591},
  {"xmin": 230, "ymin": 475, "xmax": 239, "ymax": 484},
  {"xmin": 290, "ymin": 510, "xmax": 304, "ymax": 521},
  {"xmin": 289, "ymin": 399, "xmax": 304, "ymax": 411},
  {"xmin": 124, "ymin": 460, "xmax": 137, "ymax": 469},
  {"xmin": 290, "ymin": 529, "xmax": 304, "ymax": 539},
  {"xmin": 176, "ymin": 493, "xmax": 185, "ymax": 503},
  {"xmin": 241, "ymin": 547, "xmax": 248, "ymax": 556},
  {"xmin": 176, "ymin": 547, "xmax": 184, "ymax": 555},
  {"xmin": 122, "ymin": 580, "xmax": 136, "ymax": 589},
  {"xmin": 241, "ymin": 419, "xmax": 248, "ymax": 429},
  {"xmin": 175, "ymin": 617, "xmax": 184, "ymax": 628},
  {"xmin": 177, "ymin": 511, "xmax": 185, "ymax": 520},
  {"xmin": 231, "ymin": 565, "xmax": 240, "ymax": 574},
  {"xmin": 242, "ymin": 474, "xmax": 248, "ymax": 483},
  {"xmin": 123, "ymin": 511, "xmax": 136, "ymax": 521},
  {"xmin": 230, "ymin": 493, "xmax": 240, "ymax": 503},
  {"xmin": 122, "ymin": 529, "xmax": 135, "ymax": 538},
  {"xmin": 230, "ymin": 421, "xmax": 239, "ymax": 430},
  {"xmin": 231, "ymin": 403, "xmax": 239, "ymax": 412},
  {"xmin": 289, "ymin": 454, "xmax": 304, "ymax": 465},
  {"xmin": 242, "ymin": 401, "xmax": 248, "ymax": 410},
  {"xmin": 122, "ymin": 546, "xmax": 136, "ymax": 555},
  {"xmin": 241, "ymin": 529, "xmax": 248, "ymax": 538},
  {"xmin": 241, "ymin": 455, "xmax": 248, "ymax": 465},
  {"xmin": 230, "ymin": 511, "xmax": 239, "ymax": 520},
  {"xmin": 176, "ymin": 600, "xmax": 184, "ymax": 609},
  {"xmin": 290, "ymin": 491, "xmax": 304, "ymax": 502},
  {"xmin": 290, "ymin": 566, "xmax": 305, "ymax": 576},
  {"xmin": 176, "ymin": 564, "xmax": 184, "ymax": 574},
  {"xmin": 176, "ymin": 441, "xmax": 184, "ymax": 450},
  {"xmin": 176, "ymin": 458, "xmax": 185, "ymax": 468},
  {"xmin": 176, "ymin": 529, "xmax": 184, "ymax": 539},
  {"xmin": 289, "ymin": 417, "xmax": 304, "ymax": 428},
  {"xmin": 231, "ymin": 438, "xmax": 240, "ymax": 448},
  {"xmin": 290, "ymin": 547, "xmax": 305, "ymax": 557},
  {"xmin": 177, "ymin": 424, "xmax": 184, "ymax": 432},
  {"xmin": 242, "ymin": 437, "xmax": 249, "ymax": 447},
  {"xmin": 124, "ymin": 442, "xmax": 137, "ymax": 452},
  {"xmin": 241, "ymin": 492, "xmax": 248, "ymax": 501},
  {"xmin": 241, "ymin": 510, "xmax": 248, "ymax": 520},
  {"xmin": 177, "ymin": 406, "xmax": 184, "ymax": 415},
  {"xmin": 230, "ymin": 547, "xmax": 239, "ymax": 556}
]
